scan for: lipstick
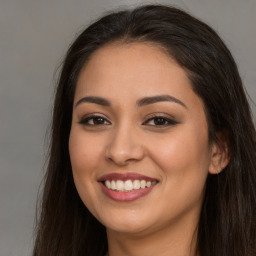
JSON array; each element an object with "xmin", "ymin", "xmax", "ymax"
[{"xmin": 98, "ymin": 173, "xmax": 158, "ymax": 202}]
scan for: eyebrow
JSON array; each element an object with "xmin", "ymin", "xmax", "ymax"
[
  {"xmin": 137, "ymin": 95, "xmax": 187, "ymax": 108},
  {"xmin": 75, "ymin": 96, "xmax": 111, "ymax": 107},
  {"xmin": 75, "ymin": 94, "xmax": 187, "ymax": 108}
]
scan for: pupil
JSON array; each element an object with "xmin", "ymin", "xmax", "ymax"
[
  {"xmin": 95, "ymin": 117, "xmax": 104, "ymax": 124},
  {"xmin": 154, "ymin": 118, "xmax": 165, "ymax": 125}
]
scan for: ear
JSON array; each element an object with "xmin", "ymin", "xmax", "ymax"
[{"xmin": 208, "ymin": 132, "xmax": 230, "ymax": 175}]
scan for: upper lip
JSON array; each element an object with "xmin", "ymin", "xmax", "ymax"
[{"xmin": 98, "ymin": 172, "xmax": 158, "ymax": 182}]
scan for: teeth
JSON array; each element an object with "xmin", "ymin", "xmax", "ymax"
[
  {"xmin": 116, "ymin": 180, "xmax": 124, "ymax": 191},
  {"xmin": 104, "ymin": 179, "xmax": 156, "ymax": 192},
  {"xmin": 111, "ymin": 180, "xmax": 116, "ymax": 190},
  {"xmin": 140, "ymin": 180, "xmax": 146, "ymax": 189},
  {"xmin": 133, "ymin": 180, "xmax": 140, "ymax": 190},
  {"xmin": 146, "ymin": 181, "xmax": 151, "ymax": 188},
  {"xmin": 124, "ymin": 180, "xmax": 133, "ymax": 191},
  {"xmin": 105, "ymin": 180, "xmax": 111, "ymax": 189}
]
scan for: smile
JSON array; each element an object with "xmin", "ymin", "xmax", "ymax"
[
  {"xmin": 104, "ymin": 179, "xmax": 157, "ymax": 192},
  {"xmin": 98, "ymin": 173, "xmax": 159, "ymax": 201}
]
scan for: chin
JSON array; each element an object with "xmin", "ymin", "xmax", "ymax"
[
  {"xmin": 98, "ymin": 210, "xmax": 154, "ymax": 235},
  {"xmin": 106, "ymin": 222, "xmax": 150, "ymax": 235}
]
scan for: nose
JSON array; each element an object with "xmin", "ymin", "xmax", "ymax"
[{"xmin": 105, "ymin": 125, "xmax": 145, "ymax": 166}]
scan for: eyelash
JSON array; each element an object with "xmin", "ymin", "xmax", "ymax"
[
  {"xmin": 78, "ymin": 114, "xmax": 178, "ymax": 127},
  {"xmin": 78, "ymin": 115, "xmax": 111, "ymax": 126},
  {"xmin": 143, "ymin": 115, "xmax": 178, "ymax": 127}
]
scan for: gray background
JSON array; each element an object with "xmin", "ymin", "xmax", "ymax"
[{"xmin": 0, "ymin": 0, "xmax": 255, "ymax": 255}]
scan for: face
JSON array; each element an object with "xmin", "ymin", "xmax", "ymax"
[{"xmin": 69, "ymin": 42, "xmax": 216, "ymax": 236}]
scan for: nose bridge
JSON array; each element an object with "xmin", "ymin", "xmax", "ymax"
[{"xmin": 105, "ymin": 120, "xmax": 144, "ymax": 165}]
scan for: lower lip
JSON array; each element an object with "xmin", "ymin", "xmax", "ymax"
[{"xmin": 99, "ymin": 182, "xmax": 156, "ymax": 202}]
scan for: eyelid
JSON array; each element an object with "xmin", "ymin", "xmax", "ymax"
[
  {"xmin": 142, "ymin": 112, "xmax": 178, "ymax": 126},
  {"xmin": 78, "ymin": 113, "xmax": 111, "ymax": 125},
  {"xmin": 77, "ymin": 112, "xmax": 178, "ymax": 127}
]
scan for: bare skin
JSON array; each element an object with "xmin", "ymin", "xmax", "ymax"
[{"xmin": 69, "ymin": 42, "xmax": 229, "ymax": 256}]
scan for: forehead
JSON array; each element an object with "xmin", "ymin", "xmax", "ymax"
[{"xmin": 76, "ymin": 43, "xmax": 189, "ymax": 93}]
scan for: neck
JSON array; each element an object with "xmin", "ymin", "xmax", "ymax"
[{"xmin": 106, "ymin": 214, "xmax": 199, "ymax": 256}]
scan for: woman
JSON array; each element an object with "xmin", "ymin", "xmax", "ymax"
[{"xmin": 33, "ymin": 5, "xmax": 256, "ymax": 256}]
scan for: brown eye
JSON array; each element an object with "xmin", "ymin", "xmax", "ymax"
[
  {"xmin": 143, "ymin": 116, "xmax": 178, "ymax": 127},
  {"xmin": 79, "ymin": 115, "xmax": 111, "ymax": 126},
  {"xmin": 153, "ymin": 117, "xmax": 168, "ymax": 125},
  {"xmin": 91, "ymin": 117, "xmax": 105, "ymax": 125}
]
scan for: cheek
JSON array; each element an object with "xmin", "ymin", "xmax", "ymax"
[
  {"xmin": 147, "ymin": 132, "xmax": 210, "ymax": 217},
  {"xmin": 69, "ymin": 128, "xmax": 105, "ymax": 216},
  {"xmin": 150, "ymin": 131, "xmax": 210, "ymax": 170},
  {"xmin": 147, "ymin": 126, "xmax": 211, "ymax": 198},
  {"xmin": 69, "ymin": 128, "xmax": 100, "ymax": 202},
  {"xmin": 69, "ymin": 128, "xmax": 103, "ymax": 177}
]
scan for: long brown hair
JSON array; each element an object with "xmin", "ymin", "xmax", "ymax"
[{"xmin": 33, "ymin": 5, "xmax": 256, "ymax": 256}]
